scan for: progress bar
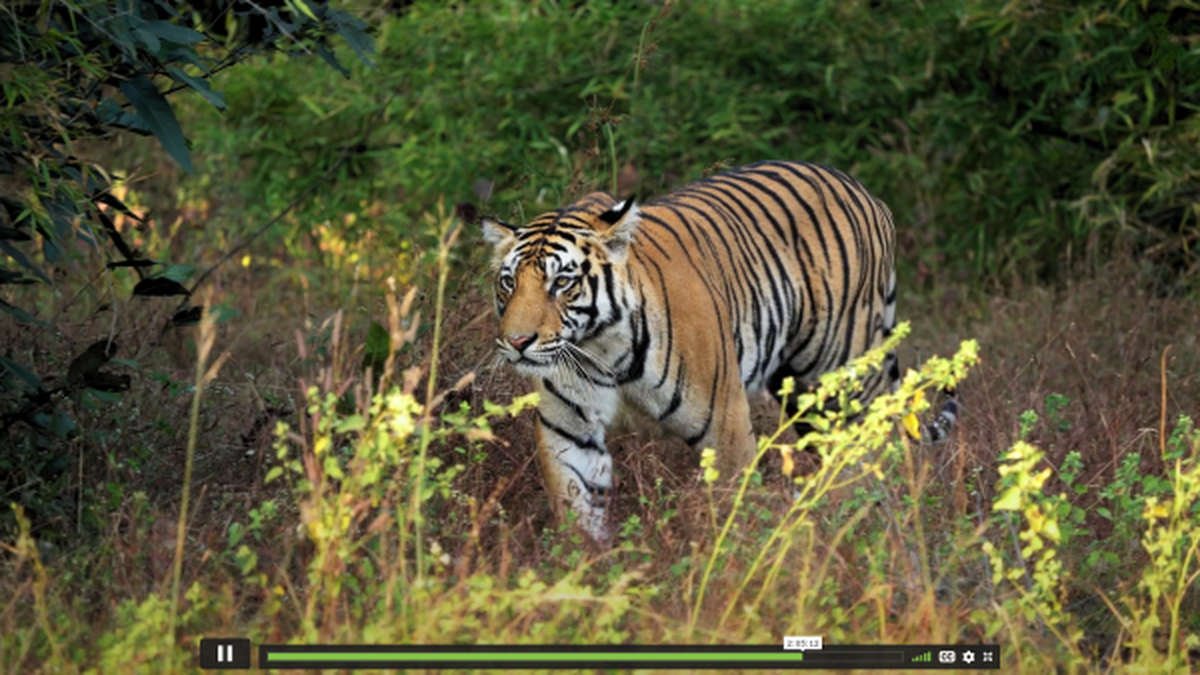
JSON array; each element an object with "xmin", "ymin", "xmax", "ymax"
[{"xmin": 254, "ymin": 644, "xmax": 1000, "ymax": 670}]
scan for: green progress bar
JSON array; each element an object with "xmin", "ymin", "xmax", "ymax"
[{"xmin": 266, "ymin": 652, "xmax": 803, "ymax": 664}]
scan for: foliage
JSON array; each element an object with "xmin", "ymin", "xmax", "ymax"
[
  {"xmin": 2, "ymin": 1, "xmax": 1199, "ymax": 672},
  {"xmin": 980, "ymin": 416, "xmax": 1200, "ymax": 670},
  {"xmin": 169, "ymin": 0, "xmax": 1200, "ymax": 291},
  {"xmin": 690, "ymin": 322, "xmax": 980, "ymax": 636},
  {"xmin": 983, "ymin": 440, "xmax": 1083, "ymax": 656},
  {"xmin": 6, "ymin": 293, "xmax": 1197, "ymax": 669},
  {"xmin": 0, "ymin": 0, "xmax": 374, "ymax": 536}
]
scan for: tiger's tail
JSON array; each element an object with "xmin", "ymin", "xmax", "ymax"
[
  {"xmin": 882, "ymin": 266, "xmax": 960, "ymax": 444},
  {"xmin": 912, "ymin": 387, "xmax": 959, "ymax": 444}
]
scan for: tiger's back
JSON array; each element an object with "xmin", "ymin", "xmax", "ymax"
[
  {"xmin": 628, "ymin": 160, "xmax": 897, "ymax": 404},
  {"xmin": 482, "ymin": 160, "xmax": 951, "ymax": 542}
]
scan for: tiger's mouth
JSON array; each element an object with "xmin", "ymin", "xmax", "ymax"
[
  {"xmin": 507, "ymin": 352, "xmax": 564, "ymax": 380},
  {"xmin": 496, "ymin": 337, "xmax": 615, "ymax": 382},
  {"xmin": 508, "ymin": 351, "xmax": 554, "ymax": 369},
  {"xmin": 495, "ymin": 338, "xmax": 560, "ymax": 369}
]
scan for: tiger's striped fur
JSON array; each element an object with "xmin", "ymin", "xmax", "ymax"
[{"xmin": 482, "ymin": 160, "xmax": 957, "ymax": 542}]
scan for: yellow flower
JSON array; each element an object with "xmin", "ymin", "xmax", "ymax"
[{"xmin": 700, "ymin": 448, "xmax": 720, "ymax": 485}]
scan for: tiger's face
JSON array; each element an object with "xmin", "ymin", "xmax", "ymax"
[
  {"xmin": 490, "ymin": 240, "xmax": 591, "ymax": 375},
  {"xmin": 481, "ymin": 195, "xmax": 640, "ymax": 378}
]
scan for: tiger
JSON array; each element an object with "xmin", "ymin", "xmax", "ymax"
[{"xmin": 481, "ymin": 160, "xmax": 958, "ymax": 542}]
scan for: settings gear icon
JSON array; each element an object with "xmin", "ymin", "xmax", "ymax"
[{"xmin": 962, "ymin": 651, "xmax": 976, "ymax": 664}]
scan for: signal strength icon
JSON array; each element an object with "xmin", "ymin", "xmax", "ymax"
[{"xmin": 912, "ymin": 651, "xmax": 931, "ymax": 662}]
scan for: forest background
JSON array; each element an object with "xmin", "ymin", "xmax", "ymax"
[{"xmin": 2, "ymin": 0, "xmax": 1199, "ymax": 671}]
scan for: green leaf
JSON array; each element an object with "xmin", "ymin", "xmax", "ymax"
[
  {"xmin": 335, "ymin": 415, "xmax": 366, "ymax": 433},
  {"xmin": 119, "ymin": 75, "xmax": 194, "ymax": 173},
  {"xmin": 133, "ymin": 27, "xmax": 161, "ymax": 55},
  {"xmin": 229, "ymin": 522, "xmax": 244, "ymax": 547},
  {"xmin": 41, "ymin": 230, "xmax": 62, "ymax": 263},
  {"xmin": 314, "ymin": 43, "xmax": 350, "ymax": 79},
  {"xmin": 331, "ymin": 12, "xmax": 376, "ymax": 69},
  {"xmin": 323, "ymin": 455, "xmax": 345, "ymax": 480},
  {"xmin": 168, "ymin": 49, "xmax": 213, "ymax": 75},
  {"xmin": 290, "ymin": 0, "xmax": 321, "ymax": 23},
  {"xmin": 85, "ymin": 388, "xmax": 124, "ymax": 404},
  {"xmin": 96, "ymin": 97, "xmax": 150, "ymax": 133},
  {"xmin": 0, "ymin": 241, "xmax": 50, "ymax": 282},
  {"xmin": 166, "ymin": 67, "xmax": 226, "ymax": 110},
  {"xmin": 0, "ymin": 355, "xmax": 45, "ymax": 391},
  {"xmin": 154, "ymin": 263, "xmax": 196, "ymax": 283},
  {"xmin": 235, "ymin": 545, "xmax": 258, "ymax": 575},
  {"xmin": 141, "ymin": 20, "xmax": 205, "ymax": 46},
  {"xmin": 208, "ymin": 305, "xmax": 241, "ymax": 324},
  {"xmin": 106, "ymin": 15, "xmax": 139, "ymax": 57},
  {"xmin": 33, "ymin": 410, "xmax": 77, "ymax": 439},
  {"xmin": 993, "ymin": 486, "xmax": 1022, "ymax": 512}
]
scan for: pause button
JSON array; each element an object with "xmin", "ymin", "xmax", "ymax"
[{"xmin": 199, "ymin": 638, "xmax": 251, "ymax": 669}]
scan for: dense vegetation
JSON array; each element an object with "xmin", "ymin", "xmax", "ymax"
[
  {"xmin": 175, "ymin": 0, "xmax": 1200, "ymax": 286},
  {"xmin": 1, "ymin": 0, "xmax": 1199, "ymax": 672}
]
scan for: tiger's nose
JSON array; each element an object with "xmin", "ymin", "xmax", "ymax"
[{"xmin": 506, "ymin": 334, "xmax": 536, "ymax": 353}]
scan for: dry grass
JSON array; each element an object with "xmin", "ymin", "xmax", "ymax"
[
  {"xmin": 906, "ymin": 262, "xmax": 1200, "ymax": 523},
  {"xmin": 2, "ymin": 243, "xmax": 1199, "ymax": 670}
]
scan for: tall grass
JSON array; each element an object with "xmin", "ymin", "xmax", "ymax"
[
  {"xmin": 4, "ymin": 210, "xmax": 1198, "ymax": 670},
  {"xmin": 3, "ymin": 1, "xmax": 1200, "ymax": 671}
]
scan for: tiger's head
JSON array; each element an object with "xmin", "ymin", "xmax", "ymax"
[{"xmin": 481, "ymin": 193, "xmax": 640, "ymax": 377}]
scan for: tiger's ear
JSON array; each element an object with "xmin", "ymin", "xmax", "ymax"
[
  {"xmin": 597, "ymin": 197, "xmax": 640, "ymax": 252},
  {"xmin": 481, "ymin": 216, "xmax": 518, "ymax": 249}
]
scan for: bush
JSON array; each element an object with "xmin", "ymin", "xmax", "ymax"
[
  {"xmin": 0, "ymin": 0, "xmax": 374, "ymax": 537},
  {"xmin": 169, "ymin": 0, "xmax": 1199, "ymax": 290}
]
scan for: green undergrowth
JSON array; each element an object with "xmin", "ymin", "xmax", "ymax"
[{"xmin": 166, "ymin": 0, "xmax": 1200, "ymax": 290}]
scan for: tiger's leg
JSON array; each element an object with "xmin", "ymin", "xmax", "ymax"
[
  {"xmin": 765, "ymin": 365, "xmax": 822, "ymax": 481},
  {"xmin": 701, "ymin": 375, "xmax": 757, "ymax": 485},
  {"xmin": 887, "ymin": 351, "xmax": 960, "ymax": 443},
  {"xmin": 533, "ymin": 378, "xmax": 617, "ymax": 543}
]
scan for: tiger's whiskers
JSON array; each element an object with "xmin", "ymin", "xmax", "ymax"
[{"xmin": 565, "ymin": 343, "xmax": 614, "ymax": 378}]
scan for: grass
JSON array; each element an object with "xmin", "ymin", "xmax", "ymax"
[
  {"xmin": 2, "ymin": 209, "xmax": 1199, "ymax": 671},
  {"xmin": 3, "ymin": 1, "xmax": 1200, "ymax": 671}
]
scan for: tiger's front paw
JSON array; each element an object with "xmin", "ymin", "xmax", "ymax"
[{"xmin": 575, "ymin": 504, "xmax": 612, "ymax": 544}]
